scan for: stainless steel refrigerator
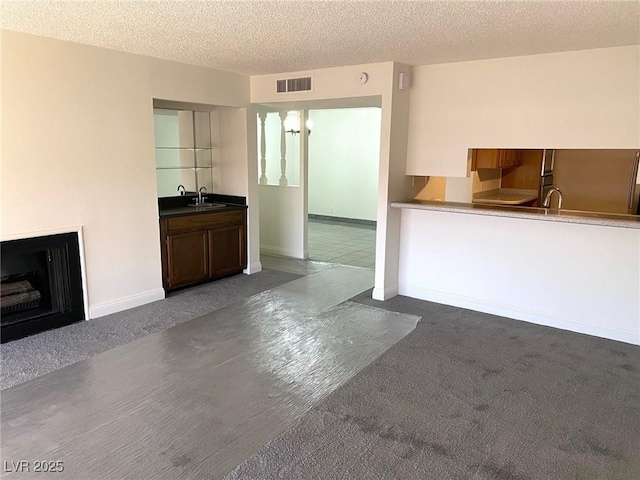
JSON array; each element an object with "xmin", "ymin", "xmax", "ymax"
[{"xmin": 551, "ymin": 149, "xmax": 640, "ymax": 214}]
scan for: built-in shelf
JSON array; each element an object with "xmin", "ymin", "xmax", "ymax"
[{"xmin": 154, "ymin": 109, "xmax": 214, "ymax": 198}]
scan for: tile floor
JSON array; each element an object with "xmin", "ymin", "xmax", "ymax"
[{"xmin": 307, "ymin": 219, "xmax": 376, "ymax": 268}]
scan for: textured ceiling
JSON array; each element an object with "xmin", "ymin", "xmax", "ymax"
[{"xmin": 2, "ymin": 1, "xmax": 638, "ymax": 75}]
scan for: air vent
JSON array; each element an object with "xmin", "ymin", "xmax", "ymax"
[{"xmin": 276, "ymin": 76, "xmax": 312, "ymax": 93}]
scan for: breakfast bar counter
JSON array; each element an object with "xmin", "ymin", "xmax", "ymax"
[
  {"xmin": 391, "ymin": 199, "xmax": 640, "ymax": 229},
  {"xmin": 391, "ymin": 199, "xmax": 640, "ymax": 345}
]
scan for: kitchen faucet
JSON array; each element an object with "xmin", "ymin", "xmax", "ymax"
[
  {"xmin": 543, "ymin": 187, "xmax": 563, "ymax": 209},
  {"xmin": 197, "ymin": 186, "xmax": 208, "ymax": 205},
  {"xmin": 177, "ymin": 184, "xmax": 186, "ymax": 196}
]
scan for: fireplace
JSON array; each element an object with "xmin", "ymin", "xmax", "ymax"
[{"xmin": 1, "ymin": 232, "xmax": 84, "ymax": 342}]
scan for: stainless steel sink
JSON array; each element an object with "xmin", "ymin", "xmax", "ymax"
[{"xmin": 187, "ymin": 203, "xmax": 227, "ymax": 209}]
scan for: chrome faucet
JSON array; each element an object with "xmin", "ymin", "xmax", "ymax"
[
  {"xmin": 543, "ymin": 187, "xmax": 563, "ymax": 209},
  {"xmin": 197, "ymin": 186, "xmax": 208, "ymax": 205},
  {"xmin": 177, "ymin": 184, "xmax": 186, "ymax": 196}
]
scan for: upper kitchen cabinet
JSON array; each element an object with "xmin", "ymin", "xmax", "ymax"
[
  {"xmin": 153, "ymin": 109, "xmax": 213, "ymax": 197},
  {"xmin": 471, "ymin": 149, "xmax": 524, "ymax": 171}
]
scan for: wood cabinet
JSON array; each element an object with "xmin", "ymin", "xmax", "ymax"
[
  {"xmin": 160, "ymin": 208, "xmax": 247, "ymax": 291},
  {"xmin": 209, "ymin": 225, "xmax": 244, "ymax": 278},
  {"xmin": 471, "ymin": 149, "xmax": 524, "ymax": 170},
  {"xmin": 166, "ymin": 231, "xmax": 209, "ymax": 289}
]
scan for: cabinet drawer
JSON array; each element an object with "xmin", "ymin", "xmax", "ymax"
[{"xmin": 166, "ymin": 210, "xmax": 242, "ymax": 233}]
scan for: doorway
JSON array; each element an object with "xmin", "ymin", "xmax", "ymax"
[{"xmin": 307, "ymin": 108, "xmax": 381, "ymax": 268}]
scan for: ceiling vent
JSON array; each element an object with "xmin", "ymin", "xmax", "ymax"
[{"xmin": 276, "ymin": 76, "xmax": 312, "ymax": 93}]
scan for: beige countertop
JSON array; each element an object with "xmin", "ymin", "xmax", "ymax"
[
  {"xmin": 391, "ymin": 199, "xmax": 640, "ymax": 229},
  {"xmin": 472, "ymin": 188, "xmax": 538, "ymax": 205}
]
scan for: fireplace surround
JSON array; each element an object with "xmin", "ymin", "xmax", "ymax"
[{"xmin": 1, "ymin": 232, "xmax": 84, "ymax": 342}]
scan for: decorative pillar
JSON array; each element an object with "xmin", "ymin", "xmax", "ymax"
[
  {"xmin": 258, "ymin": 112, "xmax": 268, "ymax": 185},
  {"xmin": 279, "ymin": 111, "xmax": 288, "ymax": 186}
]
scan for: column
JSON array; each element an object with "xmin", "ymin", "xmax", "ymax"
[
  {"xmin": 279, "ymin": 111, "xmax": 288, "ymax": 186},
  {"xmin": 258, "ymin": 112, "xmax": 268, "ymax": 185}
]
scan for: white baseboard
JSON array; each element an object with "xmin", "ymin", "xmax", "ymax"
[
  {"xmin": 372, "ymin": 284, "xmax": 398, "ymax": 301},
  {"xmin": 243, "ymin": 262, "xmax": 263, "ymax": 275},
  {"xmin": 89, "ymin": 288, "xmax": 165, "ymax": 319},
  {"xmin": 260, "ymin": 245, "xmax": 305, "ymax": 259},
  {"xmin": 398, "ymin": 283, "xmax": 639, "ymax": 345}
]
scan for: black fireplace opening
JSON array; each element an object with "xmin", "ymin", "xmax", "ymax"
[{"xmin": 1, "ymin": 232, "xmax": 84, "ymax": 342}]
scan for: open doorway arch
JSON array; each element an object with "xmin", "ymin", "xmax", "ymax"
[
  {"xmin": 306, "ymin": 107, "xmax": 381, "ymax": 269},
  {"xmin": 254, "ymin": 97, "xmax": 382, "ymax": 273}
]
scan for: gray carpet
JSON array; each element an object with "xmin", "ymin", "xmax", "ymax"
[
  {"xmin": 1, "ymin": 269, "xmax": 300, "ymax": 390},
  {"xmin": 226, "ymin": 290, "xmax": 640, "ymax": 480},
  {"xmin": 1, "ymin": 265, "xmax": 414, "ymax": 480}
]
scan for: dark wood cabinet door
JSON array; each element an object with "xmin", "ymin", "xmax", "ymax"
[
  {"xmin": 166, "ymin": 231, "xmax": 209, "ymax": 289},
  {"xmin": 209, "ymin": 225, "xmax": 245, "ymax": 279}
]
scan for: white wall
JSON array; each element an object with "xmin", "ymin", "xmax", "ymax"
[
  {"xmin": 251, "ymin": 62, "xmax": 394, "ymax": 104},
  {"xmin": 259, "ymin": 186, "xmax": 306, "ymax": 259},
  {"xmin": 151, "ymin": 57, "xmax": 248, "ymax": 108},
  {"xmin": 373, "ymin": 62, "xmax": 421, "ymax": 301},
  {"xmin": 397, "ymin": 46, "xmax": 640, "ymax": 345},
  {"xmin": 1, "ymin": 30, "xmax": 250, "ymax": 317},
  {"xmin": 308, "ymin": 108, "xmax": 381, "ymax": 221},
  {"xmin": 215, "ymin": 107, "xmax": 250, "ymax": 197},
  {"xmin": 398, "ymin": 208, "xmax": 640, "ymax": 345},
  {"xmin": 406, "ymin": 46, "xmax": 640, "ymax": 177},
  {"xmin": 244, "ymin": 105, "xmax": 262, "ymax": 274},
  {"xmin": 252, "ymin": 62, "xmax": 420, "ymax": 299}
]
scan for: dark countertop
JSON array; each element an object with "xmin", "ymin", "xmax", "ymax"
[
  {"xmin": 159, "ymin": 203, "xmax": 247, "ymax": 218},
  {"xmin": 391, "ymin": 199, "xmax": 640, "ymax": 229},
  {"xmin": 158, "ymin": 194, "xmax": 247, "ymax": 218}
]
